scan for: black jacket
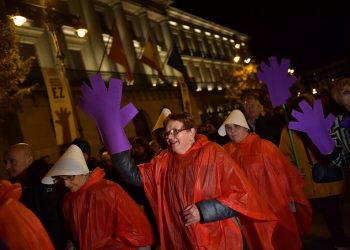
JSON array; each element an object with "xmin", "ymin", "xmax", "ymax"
[{"xmin": 12, "ymin": 160, "xmax": 66, "ymax": 250}]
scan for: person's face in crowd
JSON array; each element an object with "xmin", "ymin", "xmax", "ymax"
[
  {"xmin": 149, "ymin": 141, "xmax": 161, "ymax": 155},
  {"xmin": 53, "ymin": 175, "xmax": 86, "ymax": 192},
  {"xmin": 133, "ymin": 144, "xmax": 146, "ymax": 156},
  {"xmin": 164, "ymin": 120, "xmax": 195, "ymax": 154},
  {"xmin": 225, "ymin": 124, "xmax": 249, "ymax": 143},
  {"xmin": 244, "ymin": 99, "xmax": 263, "ymax": 121},
  {"xmin": 4, "ymin": 147, "xmax": 32, "ymax": 178},
  {"xmin": 206, "ymin": 123, "xmax": 216, "ymax": 135},
  {"xmin": 341, "ymin": 84, "xmax": 350, "ymax": 110}
]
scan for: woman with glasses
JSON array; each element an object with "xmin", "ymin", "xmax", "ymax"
[
  {"xmin": 328, "ymin": 78, "xmax": 350, "ymax": 168},
  {"xmin": 109, "ymin": 112, "xmax": 279, "ymax": 250},
  {"xmin": 42, "ymin": 145, "xmax": 154, "ymax": 250},
  {"xmin": 219, "ymin": 109, "xmax": 312, "ymax": 250},
  {"xmin": 79, "ymin": 75, "xmax": 279, "ymax": 249}
]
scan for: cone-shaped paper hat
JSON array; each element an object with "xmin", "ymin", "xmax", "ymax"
[
  {"xmin": 152, "ymin": 108, "xmax": 171, "ymax": 132},
  {"xmin": 218, "ymin": 109, "xmax": 249, "ymax": 136},
  {"xmin": 42, "ymin": 145, "xmax": 89, "ymax": 184}
]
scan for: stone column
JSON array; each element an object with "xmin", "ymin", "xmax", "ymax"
[
  {"xmin": 160, "ymin": 18, "xmax": 172, "ymax": 51},
  {"xmin": 69, "ymin": 0, "xmax": 114, "ymax": 72},
  {"xmin": 138, "ymin": 11, "xmax": 151, "ymax": 40},
  {"xmin": 112, "ymin": 2, "xmax": 142, "ymax": 76}
]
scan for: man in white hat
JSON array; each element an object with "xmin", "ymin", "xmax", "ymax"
[
  {"xmin": 219, "ymin": 109, "xmax": 312, "ymax": 250},
  {"xmin": 42, "ymin": 145, "xmax": 154, "ymax": 250}
]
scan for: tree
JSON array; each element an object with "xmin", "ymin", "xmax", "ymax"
[
  {"xmin": 0, "ymin": 18, "xmax": 35, "ymax": 122},
  {"xmin": 224, "ymin": 63, "xmax": 265, "ymax": 100}
]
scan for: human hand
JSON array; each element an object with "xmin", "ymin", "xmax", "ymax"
[
  {"xmin": 55, "ymin": 107, "xmax": 71, "ymax": 125},
  {"xmin": 182, "ymin": 204, "xmax": 201, "ymax": 226},
  {"xmin": 288, "ymin": 99, "xmax": 336, "ymax": 154},
  {"xmin": 257, "ymin": 56, "xmax": 297, "ymax": 108},
  {"xmin": 79, "ymin": 74, "xmax": 138, "ymax": 154},
  {"xmin": 55, "ymin": 107, "xmax": 72, "ymax": 144}
]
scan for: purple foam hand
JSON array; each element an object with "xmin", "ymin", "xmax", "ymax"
[
  {"xmin": 257, "ymin": 56, "xmax": 297, "ymax": 108},
  {"xmin": 288, "ymin": 99, "xmax": 336, "ymax": 154},
  {"xmin": 79, "ymin": 74, "xmax": 138, "ymax": 154}
]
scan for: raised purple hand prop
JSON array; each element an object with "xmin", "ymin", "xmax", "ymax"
[
  {"xmin": 257, "ymin": 56, "xmax": 297, "ymax": 108},
  {"xmin": 288, "ymin": 99, "xmax": 336, "ymax": 154},
  {"xmin": 79, "ymin": 74, "xmax": 138, "ymax": 154}
]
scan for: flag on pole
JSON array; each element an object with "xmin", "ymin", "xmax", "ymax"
[
  {"xmin": 167, "ymin": 42, "xmax": 186, "ymax": 74},
  {"xmin": 140, "ymin": 34, "xmax": 165, "ymax": 82},
  {"xmin": 166, "ymin": 41, "xmax": 195, "ymax": 90},
  {"xmin": 166, "ymin": 41, "xmax": 193, "ymax": 113},
  {"xmin": 108, "ymin": 26, "xmax": 133, "ymax": 83}
]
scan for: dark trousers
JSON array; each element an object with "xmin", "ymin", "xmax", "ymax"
[{"xmin": 309, "ymin": 195, "xmax": 348, "ymax": 247}]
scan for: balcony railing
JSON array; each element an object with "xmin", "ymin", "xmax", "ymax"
[{"xmin": 23, "ymin": 67, "xmax": 199, "ymax": 91}]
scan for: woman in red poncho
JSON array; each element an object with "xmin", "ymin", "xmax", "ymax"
[
  {"xmin": 42, "ymin": 145, "xmax": 154, "ymax": 250},
  {"xmin": 219, "ymin": 109, "xmax": 312, "ymax": 250},
  {"xmin": 111, "ymin": 112, "xmax": 279, "ymax": 250},
  {"xmin": 0, "ymin": 180, "xmax": 54, "ymax": 250}
]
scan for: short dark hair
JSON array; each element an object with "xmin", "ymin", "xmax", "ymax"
[
  {"xmin": 72, "ymin": 138, "xmax": 91, "ymax": 156},
  {"xmin": 163, "ymin": 112, "xmax": 197, "ymax": 130}
]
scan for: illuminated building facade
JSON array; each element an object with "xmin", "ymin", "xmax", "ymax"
[{"xmin": 1, "ymin": 0, "xmax": 251, "ymax": 172}]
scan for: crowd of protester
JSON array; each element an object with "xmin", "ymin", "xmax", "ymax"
[{"xmin": 1, "ymin": 75, "xmax": 349, "ymax": 249}]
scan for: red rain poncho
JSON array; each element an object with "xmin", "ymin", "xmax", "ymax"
[
  {"xmin": 223, "ymin": 133, "xmax": 312, "ymax": 250},
  {"xmin": 63, "ymin": 167, "xmax": 154, "ymax": 250},
  {"xmin": 0, "ymin": 180, "xmax": 54, "ymax": 250},
  {"xmin": 139, "ymin": 134, "xmax": 278, "ymax": 249}
]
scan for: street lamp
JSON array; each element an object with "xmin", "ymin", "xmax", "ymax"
[
  {"xmin": 11, "ymin": 15, "xmax": 26, "ymax": 26},
  {"xmin": 9, "ymin": 4, "xmax": 87, "ymax": 37},
  {"xmin": 76, "ymin": 27, "xmax": 88, "ymax": 38}
]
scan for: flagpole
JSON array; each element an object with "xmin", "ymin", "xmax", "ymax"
[
  {"xmin": 98, "ymin": 33, "xmax": 112, "ymax": 73},
  {"xmin": 282, "ymin": 104, "xmax": 302, "ymax": 171},
  {"xmin": 163, "ymin": 42, "xmax": 174, "ymax": 71}
]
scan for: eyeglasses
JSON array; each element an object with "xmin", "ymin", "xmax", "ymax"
[
  {"xmin": 162, "ymin": 128, "xmax": 189, "ymax": 139},
  {"xmin": 52, "ymin": 175, "xmax": 75, "ymax": 183}
]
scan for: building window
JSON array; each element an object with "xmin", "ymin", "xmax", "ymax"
[
  {"xmin": 216, "ymin": 42, "xmax": 224, "ymax": 58},
  {"xmin": 20, "ymin": 44, "xmax": 44, "ymax": 87},
  {"xmin": 208, "ymin": 41, "xmax": 217, "ymax": 57},
  {"xmin": 66, "ymin": 50, "xmax": 88, "ymax": 85},
  {"xmin": 198, "ymin": 39, "xmax": 207, "ymax": 57},
  {"xmin": 185, "ymin": 36, "xmax": 195, "ymax": 55},
  {"xmin": 195, "ymin": 66, "xmax": 203, "ymax": 83},
  {"xmin": 150, "ymin": 21, "xmax": 164, "ymax": 46},
  {"xmin": 206, "ymin": 67, "xmax": 214, "ymax": 82},
  {"xmin": 97, "ymin": 11, "xmax": 109, "ymax": 34},
  {"xmin": 130, "ymin": 15, "xmax": 142, "ymax": 39},
  {"xmin": 224, "ymin": 44, "xmax": 232, "ymax": 57}
]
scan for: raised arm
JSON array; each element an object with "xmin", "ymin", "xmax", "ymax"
[{"xmin": 78, "ymin": 74, "xmax": 142, "ymax": 186}]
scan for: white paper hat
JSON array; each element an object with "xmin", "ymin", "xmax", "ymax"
[
  {"xmin": 152, "ymin": 108, "xmax": 171, "ymax": 132},
  {"xmin": 218, "ymin": 109, "xmax": 249, "ymax": 136},
  {"xmin": 41, "ymin": 145, "xmax": 89, "ymax": 184}
]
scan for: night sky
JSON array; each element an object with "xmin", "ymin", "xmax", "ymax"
[{"xmin": 171, "ymin": 0, "xmax": 350, "ymax": 73}]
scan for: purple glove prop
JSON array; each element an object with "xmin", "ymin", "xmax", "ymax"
[
  {"xmin": 79, "ymin": 74, "xmax": 138, "ymax": 154},
  {"xmin": 257, "ymin": 56, "xmax": 297, "ymax": 108},
  {"xmin": 340, "ymin": 110, "xmax": 350, "ymax": 129},
  {"xmin": 288, "ymin": 99, "xmax": 336, "ymax": 154}
]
